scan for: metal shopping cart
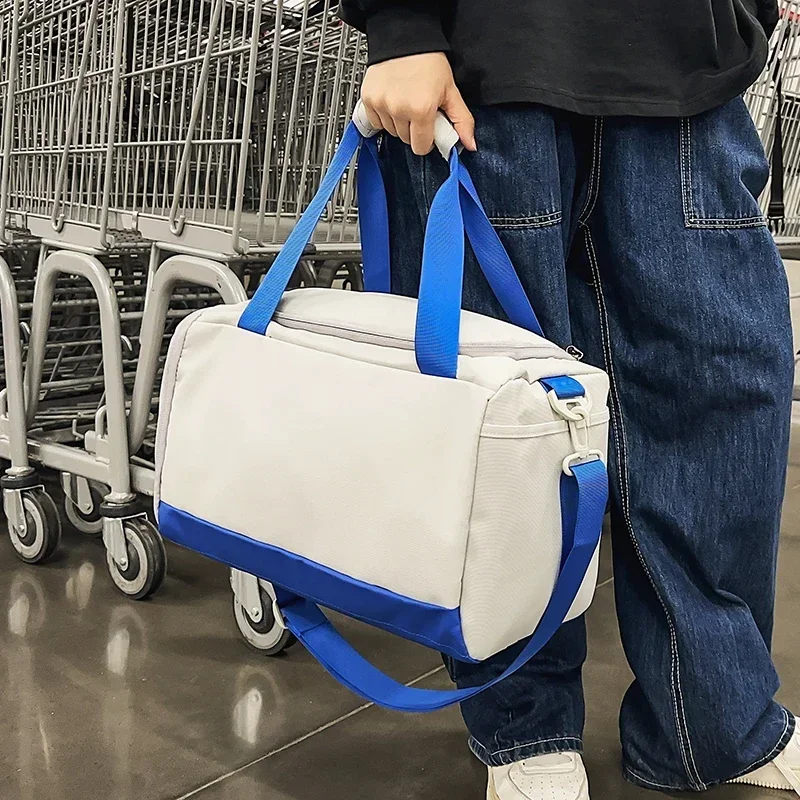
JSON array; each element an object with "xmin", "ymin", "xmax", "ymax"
[
  {"xmin": 746, "ymin": 0, "xmax": 800, "ymax": 242},
  {"xmin": 0, "ymin": 0, "xmax": 366, "ymax": 626},
  {"xmin": 744, "ymin": 2, "xmax": 800, "ymax": 398}
]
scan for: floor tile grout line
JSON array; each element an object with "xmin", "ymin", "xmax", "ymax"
[
  {"xmin": 171, "ymin": 665, "xmax": 446, "ymax": 800},
  {"xmin": 171, "ymin": 574, "xmax": 617, "ymax": 800}
]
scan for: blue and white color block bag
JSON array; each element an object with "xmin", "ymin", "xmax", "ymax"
[{"xmin": 154, "ymin": 108, "xmax": 610, "ymax": 712}]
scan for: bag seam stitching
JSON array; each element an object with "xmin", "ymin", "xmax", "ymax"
[
  {"xmin": 457, "ymin": 392, "xmax": 494, "ymax": 659},
  {"xmin": 480, "ymin": 411, "xmax": 610, "ymax": 439},
  {"xmin": 154, "ymin": 310, "xmax": 206, "ymax": 509},
  {"xmin": 169, "ymin": 504, "xmax": 469, "ymax": 653}
]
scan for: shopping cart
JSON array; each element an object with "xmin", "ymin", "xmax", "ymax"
[
  {"xmin": 744, "ymin": 2, "xmax": 800, "ymax": 399},
  {"xmin": 0, "ymin": 0, "xmax": 366, "ymax": 621},
  {"xmin": 746, "ymin": 0, "xmax": 800, "ymax": 242}
]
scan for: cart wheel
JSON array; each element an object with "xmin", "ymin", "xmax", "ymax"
[
  {"xmin": 63, "ymin": 479, "xmax": 106, "ymax": 537},
  {"xmin": 8, "ymin": 489, "xmax": 62, "ymax": 564},
  {"xmin": 233, "ymin": 583, "xmax": 296, "ymax": 655},
  {"xmin": 105, "ymin": 519, "xmax": 167, "ymax": 600}
]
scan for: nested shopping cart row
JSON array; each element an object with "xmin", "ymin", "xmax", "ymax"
[
  {"xmin": 1, "ymin": 0, "xmax": 365, "ymax": 255},
  {"xmin": 0, "ymin": 0, "xmax": 366, "ymax": 652}
]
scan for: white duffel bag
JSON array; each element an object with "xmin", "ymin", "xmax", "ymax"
[{"xmin": 155, "ymin": 109, "xmax": 610, "ymax": 712}]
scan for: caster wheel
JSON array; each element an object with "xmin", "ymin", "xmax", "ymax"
[
  {"xmin": 106, "ymin": 519, "xmax": 167, "ymax": 600},
  {"xmin": 8, "ymin": 489, "xmax": 62, "ymax": 564},
  {"xmin": 63, "ymin": 478, "xmax": 106, "ymax": 537},
  {"xmin": 233, "ymin": 583, "xmax": 296, "ymax": 655}
]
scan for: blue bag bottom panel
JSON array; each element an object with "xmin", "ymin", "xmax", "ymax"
[{"xmin": 158, "ymin": 503, "xmax": 473, "ymax": 661}]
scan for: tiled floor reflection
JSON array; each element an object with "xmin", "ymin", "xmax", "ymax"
[{"xmin": 1, "ymin": 436, "xmax": 799, "ymax": 799}]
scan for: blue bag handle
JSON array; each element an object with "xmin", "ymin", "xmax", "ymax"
[
  {"xmin": 277, "ymin": 457, "xmax": 608, "ymax": 712},
  {"xmin": 357, "ymin": 132, "xmax": 543, "ymax": 332},
  {"xmin": 238, "ymin": 121, "xmax": 543, "ymax": 377}
]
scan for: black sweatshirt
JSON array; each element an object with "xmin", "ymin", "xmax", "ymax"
[{"xmin": 339, "ymin": 0, "xmax": 779, "ymax": 117}]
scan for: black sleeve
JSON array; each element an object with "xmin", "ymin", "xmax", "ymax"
[
  {"xmin": 754, "ymin": 0, "xmax": 779, "ymax": 37},
  {"xmin": 339, "ymin": 0, "xmax": 449, "ymax": 65}
]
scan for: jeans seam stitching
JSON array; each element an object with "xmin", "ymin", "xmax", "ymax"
[
  {"xmin": 685, "ymin": 117, "xmax": 697, "ymax": 223},
  {"xmin": 625, "ymin": 766, "xmax": 686, "ymax": 791},
  {"xmin": 682, "ymin": 116, "xmax": 768, "ymax": 228},
  {"xmin": 474, "ymin": 736, "xmax": 584, "ymax": 758},
  {"xmin": 576, "ymin": 118, "xmax": 603, "ymax": 225},
  {"xmin": 731, "ymin": 707, "xmax": 792, "ymax": 777},
  {"xmin": 686, "ymin": 218, "xmax": 768, "ymax": 229},
  {"xmin": 420, "ymin": 149, "xmax": 431, "ymax": 213},
  {"xmin": 488, "ymin": 211, "xmax": 562, "ymax": 228},
  {"xmin": 580, "ymin": 226, "xmax": 706, "ymax": 791},
  {"xmin": 583, "ymin": 228, "xmax": 700, "ymax": 789},
  {"xmin": 679, "ymin": 118, "xmax": 692, "ymax": 226}
]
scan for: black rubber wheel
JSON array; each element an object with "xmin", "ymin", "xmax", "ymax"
[
  {"xmin": 8, "ymin": 488, "xmax": 62, "ymax": 564},
  {"xmin": 63, "ymin": 478, "xmax": 106, "ymax": 537},
  {"xmin": 233, "ymin": 583, "xmax": 296, "ymax": 656},
  {"xmin": 105, "ymin": 518, "xmax": 167, "ymax": 600}
]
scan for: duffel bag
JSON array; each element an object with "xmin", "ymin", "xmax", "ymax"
[{"xmin": 154, "ymin": 108, "xmax": 610, "ymax": 712}]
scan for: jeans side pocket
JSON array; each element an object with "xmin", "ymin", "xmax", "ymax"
[{"xmin": 679, "ymin": 98, "xmax": 769, "ymax": 229}]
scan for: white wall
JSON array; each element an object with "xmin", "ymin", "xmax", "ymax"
[{"xmin": 784, "ymin": 259, "xmax": 800, "ymax": 396}]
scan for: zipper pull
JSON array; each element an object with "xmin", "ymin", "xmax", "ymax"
[{"xmin": 566, "ymin": 345, "xmax": 584, "ymax": 361}]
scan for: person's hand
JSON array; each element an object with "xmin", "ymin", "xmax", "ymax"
[{"xmin": 360, "ymin": 52, "xmax": 477, "ymax": 155}]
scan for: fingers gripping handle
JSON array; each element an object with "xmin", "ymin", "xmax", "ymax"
[{"xmin": 353, "ymin": 100, "xmax": 461, "ymax": 160}]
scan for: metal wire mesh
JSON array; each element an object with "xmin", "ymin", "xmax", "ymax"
[
  {"xmin": 745, "ymin": 0, "xmax": 800, "ymax": 236},
  {"xmin": 0, "ymin": 0, "xmax": 367, "ymax": 255}
]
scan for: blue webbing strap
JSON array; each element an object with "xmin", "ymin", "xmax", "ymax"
[
  {"xmin": 414, "ymin": 149, "xmax": 465, "ymax": 377},
  {"xmin": 356, "ymin": 138, "xmax": 543, "ymax": 340},
  {"xmin": 357, "ymin": 136, "xmax": 391, "ymax": 293},
  {"xmin": 278, "ymin": 455, "xmax": 607, "ymax": 712},
  {"xmin": 457, "ymin": 164, "xmax": 543, "ymax": 336},
  {"xmin": 540, "ymin": 376, "xmax": 586, "ymax": 399},
  {"xmin": 239, "ymin": 124, "xmax": 543, "ymax": 375},
  {"xmin": 238, "ymin": 122, "xmax": 363, "ymax": 335}
]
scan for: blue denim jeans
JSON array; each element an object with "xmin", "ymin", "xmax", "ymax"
[{"xmin": 378, "ymin": 98, "xmax": 795, "ymax": 792}]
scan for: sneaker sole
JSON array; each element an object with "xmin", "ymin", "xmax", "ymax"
[
  {"xmin": 729, "ymin": 761, "xmax": 800, "ymax": 793},
  {"xmin": 487, "ymin": 771, "xmax": 590, "ymax": 799}
]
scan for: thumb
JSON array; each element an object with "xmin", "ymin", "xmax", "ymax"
[{"xmin": 441, "ymin": 83, "xmax": 476, "ymax": 151}]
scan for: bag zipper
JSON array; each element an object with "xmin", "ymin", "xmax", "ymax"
[{"xmin": 272, "ymin": 312, "xmax": 571, "ymax": 361}]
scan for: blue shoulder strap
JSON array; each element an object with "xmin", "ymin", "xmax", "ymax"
[{"xmin": 278, "ymin": 456, "xmax": 607, "ymax": 712}]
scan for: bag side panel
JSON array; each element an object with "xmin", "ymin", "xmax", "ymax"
[
  {"xmin": 153, "ymin": 308, "xmax": 208, "ymax": 519},
  {"xmin": 460, "ymin": 375, "xmax": 609, "ymax": 661},
  {"xmin": 158, "ymin": 320, "xmax": 490, "ymax": 612}
]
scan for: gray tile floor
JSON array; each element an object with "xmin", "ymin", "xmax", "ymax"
[{"xmin": 1, "ymin": 436, "xmax": 799, "ymax": 800}]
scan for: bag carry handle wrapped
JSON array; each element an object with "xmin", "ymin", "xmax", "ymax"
[{"xmin": 238, "ymin": 105, "xmax": 543, "ymax": 377}]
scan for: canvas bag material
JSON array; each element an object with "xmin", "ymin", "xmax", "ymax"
[{"xmin": 154, "ymin": 121, "xmax": 610, "ymax": 712}]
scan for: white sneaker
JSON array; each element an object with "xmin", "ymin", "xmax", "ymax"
[
  {"xmin": 487, "ymin": 752, "xmax": 589, "ymax": 800},
  {"xmin": 729, "ymin": 718, "xmax": 800, "ymax": 793}
]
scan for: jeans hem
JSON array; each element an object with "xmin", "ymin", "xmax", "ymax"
[
  {"xmin": 622, "ymin": 707, "xmax": 796, "ymax": 793},
  {"xmin": 727, "ymin": 708, "xmax": 795, "ymax": 782},
  {"xmin": 469, "ymin": 735, "xmax": 584, "ymax": 768}
]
